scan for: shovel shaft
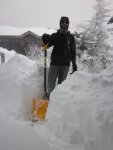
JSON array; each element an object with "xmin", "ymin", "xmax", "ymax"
[{"xmin": 44, "ymin": 45, "xmax": 48, "ymax": 98}]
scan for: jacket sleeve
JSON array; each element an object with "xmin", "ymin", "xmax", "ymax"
[
  {"xmin": 70, "ymin": 35, "xmax": 77, "ymax": 71},
  {"xmin": 70, "ymin": 35, "xmax": 76, "ymax": 63},
  {"xmin": 42, "ymin": 33, "xmax": 55, "ymax": 47},
  {"xmin": 48, "ymin": 33, "xmax": 55, "ymax": 47}
]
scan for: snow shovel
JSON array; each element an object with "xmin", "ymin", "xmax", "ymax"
[{"xmin": 32, "ymin": 44, "xmax": 49, "ymax": 121}]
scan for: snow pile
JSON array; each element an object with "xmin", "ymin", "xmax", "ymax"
[
  {"xmin": 0, "ymin": 51, "xmax": 52, "ymax": 150},
  {"xmin": 0, "ymin": 54, "xmax": 44, "ymax": 119},
  {"xmin": 0, "ymin": 47, "xmax": 16, "ymax": 64},
  {"xmin": 36, "ymin": 66, "xmax": 113, "ymax": 150},
  {"xmin": 0, "ymin": 110, "xmax": 51, "ymax": 150},
  {"xmin": 0, "ymin": 48, "xmax": 113, "ymax": 150}
]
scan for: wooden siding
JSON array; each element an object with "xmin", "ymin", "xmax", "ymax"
[{"xmin": 0, "ymin": 31, "xmax": 43, "ymax": 55}]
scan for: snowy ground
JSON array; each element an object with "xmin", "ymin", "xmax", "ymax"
[{"xmin": 0, "ymin": 47, "xmax": 113, "ymax": 150}]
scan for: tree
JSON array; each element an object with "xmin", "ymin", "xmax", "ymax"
[
  {"xmin": 24, "ymin": 43, "xmax": 44, "ymax": 64},
  {"xmin": 78, "ymin": 0, "xmax": 112, "ymax": 73},
  {"xmin": 24, "ymin": 43, "xmax": 52, "ymax": 67}
]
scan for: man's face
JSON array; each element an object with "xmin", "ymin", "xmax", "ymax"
[{"xmin": 60, "ymin": 19, "xmax": 69, "ymax": 30}]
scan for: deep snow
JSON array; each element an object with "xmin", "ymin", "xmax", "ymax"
[{"xmin": 0, "ymin": 47, "xmax": 113, "ymax": 150}]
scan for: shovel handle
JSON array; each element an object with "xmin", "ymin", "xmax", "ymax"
[{"xmin": 43, "ymin": 44, "xmax": 48, "ymax": 99}]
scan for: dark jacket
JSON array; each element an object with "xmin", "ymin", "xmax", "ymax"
[{"xmin": 48, "ymin": 30, "xmax": 76, "ymax": 66}]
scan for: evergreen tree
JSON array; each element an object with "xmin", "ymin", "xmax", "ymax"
[
  {"xmin": 78, "ymin": 0, "xmax": 112, "ymax": 73},
  {"xmin": 84, "ymin": 0, "xmax": 111, "ymax": 55}
]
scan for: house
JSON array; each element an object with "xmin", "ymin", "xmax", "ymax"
[{"xmin": 0, "ymin": 31, "xmax": 42, "ymax": 55}]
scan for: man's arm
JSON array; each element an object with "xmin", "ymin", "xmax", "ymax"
[
  {"xmin": 70, "ymin": 35, "xmax": 77, "ymax": 73},
  {"xmin": 42, "ymin": 33, "xmax": 55, "ymax": 47}
]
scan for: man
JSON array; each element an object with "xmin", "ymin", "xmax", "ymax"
[{"xmin": 42, "ymin": 16, "xmax": 77, "ymax": 99}]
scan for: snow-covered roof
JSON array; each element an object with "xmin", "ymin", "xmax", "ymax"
[{"xmin": 0, "ymin": 26, "xmax": 56, "ymax": 36}]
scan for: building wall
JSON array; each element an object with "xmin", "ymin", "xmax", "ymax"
[{"xmin": 0, "ymin": 34, "xmax": 42, "ymax": 55}]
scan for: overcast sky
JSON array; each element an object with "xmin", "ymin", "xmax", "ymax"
[{"xmin": 0, "ymin": 0, "xmax": 113, "ymax": 29}]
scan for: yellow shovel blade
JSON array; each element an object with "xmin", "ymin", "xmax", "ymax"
[{"xmin": 32, "ymin": 98, "xmax": 49, "ymax": 121}]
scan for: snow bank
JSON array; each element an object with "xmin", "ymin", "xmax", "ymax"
[
  {"xmin": 0, "ymin": 108, "xmax": 51, "ymax": 150},
  {"xmin": 0, "ymin": 47, "xmax": 16, "ymax": 64},
  {"xmin": 0, "ymin": 54, "xmax": 44, "ymax": 119},
  {"xmin": 0, "ymin": 48, "xmax": 113, "ymax": 150},
  {"xmin": 36, "ymin": 65, "xmax": 113, "ymax": 150},
  {"xmin": 0, "ymin": 51, "xmax": 52, "ymax": 150}
]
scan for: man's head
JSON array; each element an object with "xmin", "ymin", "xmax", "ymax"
[{"xmin": 60, "ymin": 16, "xmax": 69, "ymax": 32}]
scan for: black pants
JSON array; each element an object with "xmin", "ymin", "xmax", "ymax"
[{"xmin": 48, "ymin": 65, "xmax": 69, "ymax": 97}]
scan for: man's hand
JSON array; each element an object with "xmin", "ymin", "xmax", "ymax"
[
  {"xmin": 42, "ymin": 33, "xmax": 51, "ymax": 45},
  {"xmin": 70, "ymin": 62, "xmax": 77, "ymax": 74}
]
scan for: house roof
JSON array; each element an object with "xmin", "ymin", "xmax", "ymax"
[
  {"xmin": 0, "ymin": 26, "xmax": 56, "ymax": 36},
  {"xmin": 20, "ymin": 31, "xmax": 41, "ymax": 38}
]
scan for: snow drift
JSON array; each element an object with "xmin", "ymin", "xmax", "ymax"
[
  {"xmin": 0, "ymin": 53, "xmax": 44, "ymax": 120},
  {"xmin": 0, "ymin": 48, "xmax": 113, "ymax": 150},
  {"xmin": 36, "ymin": 67, "xmax": 113, "ymax": 150}
]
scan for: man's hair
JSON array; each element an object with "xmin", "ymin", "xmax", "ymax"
[{"xmin": 60, "ymin": 16, "xmax": 69, "ymax": 25}]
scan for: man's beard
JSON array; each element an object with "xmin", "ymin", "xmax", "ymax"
[{"xmin": 60, "ymin": 27, "xmax": 68, "ymax": 34}]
